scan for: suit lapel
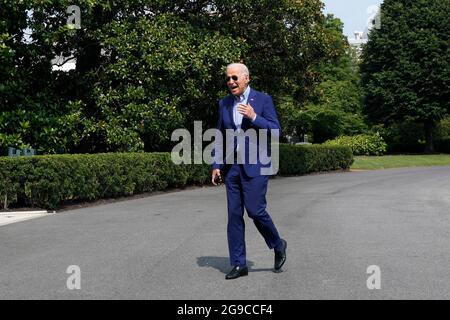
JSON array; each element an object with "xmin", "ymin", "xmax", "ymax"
[
  {"xmin": 242, "ymin": 89, "xmax": 257, "ymax": 129},
  {"xmin": 248, "ymin": 88, "xmax": 256, "ymax": 106},
  {"xmin": 225, "ymin": 95, "xmax": 237, "ymax": 129}
]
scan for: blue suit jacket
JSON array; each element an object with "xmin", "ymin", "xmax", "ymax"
[{"xmin": 212, "ymin": 88, "xmax": 281, "ymax": 177}]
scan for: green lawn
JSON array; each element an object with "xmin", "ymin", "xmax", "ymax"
[{"xmin": 351, "ymin": 154, "xmax": 450, "ymax": 170}]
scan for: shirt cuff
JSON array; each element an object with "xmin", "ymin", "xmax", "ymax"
[{"xmin": 251, "ymin": 114, "xmax": 257, "ymax": 122}]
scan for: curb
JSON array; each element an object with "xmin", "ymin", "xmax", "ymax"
[{"xmin": 0, "ymin": 210, "xmax": 55, "ymax": 215}]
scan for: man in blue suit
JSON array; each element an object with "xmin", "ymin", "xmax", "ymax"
[{"xmin": 212, "ymin": 63, "xmax": 287, "ymax": 280}]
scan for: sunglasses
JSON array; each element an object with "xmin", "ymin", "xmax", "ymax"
[{"xmin": 225, "ymin": 75, "xmax": 239, "ymax": 82}]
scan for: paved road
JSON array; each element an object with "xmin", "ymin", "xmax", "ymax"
[{"xmin": 1, "ymin": 167, "xmax": 450, "ymax": 299}]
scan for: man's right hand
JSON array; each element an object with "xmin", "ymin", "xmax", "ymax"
[{"xmin": 212, "ymin": 169, "xmax": 221, "ymax": 186}]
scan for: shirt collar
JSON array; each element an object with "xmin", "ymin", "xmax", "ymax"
[{"xmin": 235, "ymin": 86, "xmax": 251, "ymax": 103}]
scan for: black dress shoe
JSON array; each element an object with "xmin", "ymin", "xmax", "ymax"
[
  {"xmin": 225, "ymin": 266, "xmax": 248, "ymax": 280},
  {"xmin": 274, "ymin": 239, "xmax": 287, "ymax": 272}
]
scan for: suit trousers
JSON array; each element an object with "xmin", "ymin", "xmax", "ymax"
[{"xmin": 225, "ymin": 163, "xmax": 282, "ymax": 267}]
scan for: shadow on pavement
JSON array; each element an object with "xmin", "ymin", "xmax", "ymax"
[{"xmin": 197, "ymin": 256, "xmax": 255, "ymax": 274}]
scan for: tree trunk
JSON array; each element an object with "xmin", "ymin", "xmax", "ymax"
[{"xmin": 424, "ymin": 121, "xmax": 435, "ymax": 154}]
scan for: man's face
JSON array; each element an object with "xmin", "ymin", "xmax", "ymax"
[{"xmin": 226, "ymin": 67, "xmax": 249, "ymax": 96}]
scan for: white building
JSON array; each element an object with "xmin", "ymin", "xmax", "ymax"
[
  {"xmin": 348, "ymin": 30, "xmax": 368, "ymax": 56},
  {"xmin": 348, "ymin": 5, "xmax": 381, "ymax": 56}
]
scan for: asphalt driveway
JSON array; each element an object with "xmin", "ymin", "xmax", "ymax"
[{"xmin": 1, "ymin": 166, "xmax": 450, "ymax": 299}]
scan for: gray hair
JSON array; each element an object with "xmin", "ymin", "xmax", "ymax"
[{"xmin": 226, "ymin": 63, "xmax": 249, "ymax": 77}]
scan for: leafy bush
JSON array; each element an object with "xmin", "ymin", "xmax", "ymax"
[
  {"xmin": 299, "ymin": 105, "xmax": 368, "ymax": 143},
  {"xmin": 324, "ymin": 133, "xmax": 387, "ymax": 156},
  {"xmin": 370, "ymin": 121, "xmax": 425, "ymax": 153},
  {"xmin": 0, "ymin": 145, "xmax": 353, "ymax": 209}
]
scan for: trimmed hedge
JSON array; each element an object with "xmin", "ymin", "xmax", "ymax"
[
  {"xmin": 278, "ymin": 144, "xmax": 353, "ymax": 176},
  {"xmin": 0, "ymin": 145, "xmax": 352, "ymax": 209},
  {"xmin": 323, "ymin": 133, "xmax": 387, "ymax": 156}
]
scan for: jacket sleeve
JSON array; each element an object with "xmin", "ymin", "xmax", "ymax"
[{"xmin": 212, "ymin": 101, "xmax": 224, "ymax": 170}]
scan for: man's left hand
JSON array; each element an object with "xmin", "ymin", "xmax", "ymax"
[{"xmin": 237, "ymin": 103, "xmax": 256, "ymax": 121}]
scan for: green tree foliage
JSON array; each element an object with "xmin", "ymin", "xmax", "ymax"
[
  {"xmin": 279, "ymin": 15, "xmax": 367, "ymax": 143},
  {"xmin": 205, "ymin": 0, "xmax": 333, "ymax": 102},
  {"xmin": 1, "ymin": 0, "xmax": 244, "ymax": 153},
  {"xmin": 1, "ymin": 0, "xmax": 340, "ymax": 154},
  {"xmin": 360, "ymin": 0, "xmax": 450, "ymax": 153},
  {"xmin": 73, "ymin": 13, "xmax": 244, "ymax": 152},
  {"xmin": 0, "ymin": 0, "xmax": 85, "ymax": 154}
]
